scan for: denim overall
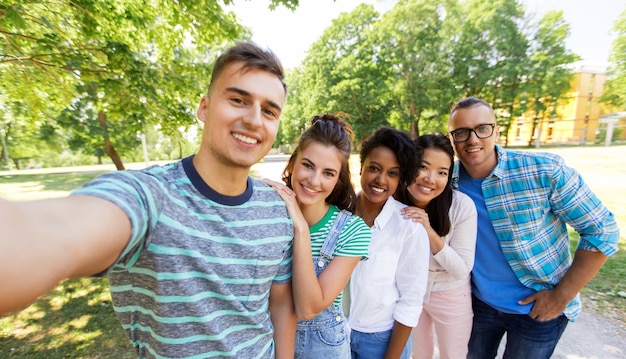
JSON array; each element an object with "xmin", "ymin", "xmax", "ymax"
[{"xmin": 295, "ymin": 210, "xmax": 352, "ymax": 359}]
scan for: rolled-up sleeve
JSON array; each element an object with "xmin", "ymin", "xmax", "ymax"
[
  {"xmin": 393, "ymin": 223, "xmax": 430, "ymax": 328},
  {"xmin": 550, "ymin": 162, "xmax": 620, "ymax": 256}
]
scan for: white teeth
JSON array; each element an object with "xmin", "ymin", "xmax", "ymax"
[
  {"xmin": 419, "ymin": 185, "xmax": 433, "ymax": 192},
  {"xmin": 371, "ymin": 187, "xmax": 384, "ymax": 193},
  {"xmin": 302, "ymin": 185, "xmax": 318, "ymax": 194},
  {"xmin": 467, "ymin": 148, "xmax": 480, "ymax": 153},
  {"xmin": 233, "ymin": 133, "xmax": 258, "ymax": 144}
]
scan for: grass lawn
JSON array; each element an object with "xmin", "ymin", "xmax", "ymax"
[
  {"xmin": 0, "ymin": 171, "xmax": 109, "ymax": 201},
  {"xmin": 1, "ymin": 144, "xmax": 625, "ymax": 358},
  {"xmin": 0, "ymin": 171, "xmax": 136, "ymax": 358},
  {"xmin": 0, "ymin": 278, "xmax": 135, "ymax": 358}
]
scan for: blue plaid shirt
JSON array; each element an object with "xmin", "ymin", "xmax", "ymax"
[{"xmin": 453, "ymin": 145, "xmax": 620, "ymax": 319}]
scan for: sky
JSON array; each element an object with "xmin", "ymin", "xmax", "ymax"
[{"xmin": 226, "ymin": 0, "xmax": 625, "ymax": 69}]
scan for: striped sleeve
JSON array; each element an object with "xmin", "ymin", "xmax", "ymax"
[{"xmin": 335, "ymin": 214, "xmax": 371, "ymax": 260}]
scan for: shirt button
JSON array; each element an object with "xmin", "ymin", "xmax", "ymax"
[{"xmin": 335, "ymin": 316, "xmax": 341, "ymax": 322}]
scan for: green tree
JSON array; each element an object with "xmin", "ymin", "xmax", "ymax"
[
  {"xmin": 1, "ymin": 0, "xmax": 299, "ymax": 169},
  {"xmin": 523, "ymin": 10, "xmax": 578, "ymax": 146},
  {"xmin": 375, "ymin": 0, "xmax": 453, "ymax": 137},
  {"xmin": 0, "ymin": 96, "xmax": 60, "ymax": 169},
  {"xmin": 275, "ymin": 0, "xmax": 580, "ymax": 150},
  {"xmin": 324, "ymin": 4, "xmax": 392, "ymax": 143},
  {"xmin": 450, "ymin": 0, "xmax": 528, "ymax": 103},
  {"xmin": 600, "ymin": 6, "xmax": 626, "ymax": 109},
  {"xmin": 470, "ymin": 0, "xmax": 529, "ymax": 145},
  {"xmin": 281, "ymin": 3, "xmax": 389, "ymax": 144},
  {"xmin": 280, "ymin": 67, "xmax": 309, "ymax": 146}
]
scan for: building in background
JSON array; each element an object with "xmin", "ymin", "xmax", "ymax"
[{"xmin": 503, "ymin": 61, "xmax": 626, "ymax": 146}]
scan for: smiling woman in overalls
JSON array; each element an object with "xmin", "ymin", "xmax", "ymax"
[{"xmin": 263, "ymin": 114, "xmax": 371, "ymax": 358}]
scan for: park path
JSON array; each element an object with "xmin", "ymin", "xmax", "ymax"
[
  {"xmin": 252, "ymin": 152, "xmax": 626, "ymax": 359},
  {"xmin": 550, "ymin": 300, "xmax": 626, "ymax": 359}
]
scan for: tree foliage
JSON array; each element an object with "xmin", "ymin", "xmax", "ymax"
[
  {"xmin": 600, "ymin": 6, "xmax": 626, "ymax": 109},
  {"xmin": 280, "ymin": 3, "xmax": 388, "ymax": 145},
  {"xmin": 375, "ymin": 0, "xmax": 453, "ymax": 137},
  {"xmin": 523, "ymin": 10, "xmax": 578, "ymax": 146},
  {"xmin": 0, "ymin": 0, "xmax": 299, "ymax": 168},
  {"xmin": 281, "ymin": 0, "xmax": 579, "ymax": 146},
  {"xmin": 1, "ymin": 0, "xmax": 586, "ymax": 167}
]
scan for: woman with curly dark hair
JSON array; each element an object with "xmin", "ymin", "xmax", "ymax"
[{"xmin": 348, "ymin": 127, "xmax": 430, "ymax": 359}]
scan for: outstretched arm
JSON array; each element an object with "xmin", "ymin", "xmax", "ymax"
[{"xmin": 0, "ymin": 196, "xmax": 131, "ymax": 315}]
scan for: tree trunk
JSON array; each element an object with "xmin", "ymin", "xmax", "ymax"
[
  {"xmin": 411, "ymin": 112, "xmax": 423, "ymax": 139},
  {"xmin": 1, "ymin": 124, "xmax": 12, "ymax": 170},
  {"xmin": 504, "ymin": 102, "xmax": 516, "ymax": 148},
  {"xmin": 97, "ymin": 111, "xmax": 125, "ymax": 170},
  {"xmin": 410, "ymin": 120, "xmax": 418, "ymax": 139},
  {"xmin": 528, "ymin": 116, "xmax": 538, "ymax": 147}
]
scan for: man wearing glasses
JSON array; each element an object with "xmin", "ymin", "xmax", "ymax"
[{"xmin": 448, "ymin": 97, "xmax": 619, "ymax": 359}]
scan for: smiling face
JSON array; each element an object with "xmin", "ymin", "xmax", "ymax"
[
  {"xmin": 448, "ymin": 104, "xmax": 499, "ymax": 178},
  {"xmin": 408, "ymin": 148, "xmax": 451, "ymax": 209},
  {"xmin": 196, "ymin": 61, "xmax": 285, "ymax": 170},
  {"xmin": 290, "ymin": 142, "xmax": 342, "ymax": 212},
  {"xmin": 359, "ymin": 146, "xmax": 401, "ymax": 207}
]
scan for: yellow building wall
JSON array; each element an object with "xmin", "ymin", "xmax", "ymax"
[{"xmin": 502, "ymin": 63, "xmax": 625, "ymax": 146}]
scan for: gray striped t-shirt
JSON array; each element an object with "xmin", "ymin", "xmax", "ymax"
[{"xmin": 72, "ymin": 156, "xmax": 293, "ymax": 358}]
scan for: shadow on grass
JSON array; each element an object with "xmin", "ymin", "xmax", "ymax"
[{"xmin": 0, "ymin": 278, "xmax": 135, "ymax": 359}]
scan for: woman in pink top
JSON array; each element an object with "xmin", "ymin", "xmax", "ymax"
[{"xmin": 396, "ymin": 133, "xmax": 477, "ymax": 359}]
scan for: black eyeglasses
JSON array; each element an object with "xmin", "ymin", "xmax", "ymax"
[{"xmin": 449, "ymin": 124, "xmax": 496, "ymax": 142}]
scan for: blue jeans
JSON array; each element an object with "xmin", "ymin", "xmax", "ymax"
[
  {"xmin": 295, "ymin": 249, "xmax": 351, "ymax": 358},
  {"xmin": 350, "ymin": 329, "xmax": 412, "ymax": 359},
  {"xmin": 468, "ymin": 295, "xmax": 569, "ymax": 359},
  {"xmin": 295, "ymin": 308, "xmax": 350, "ymax": 358}
]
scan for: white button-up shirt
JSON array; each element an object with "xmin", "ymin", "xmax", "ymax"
[{"xmin": 348, "ymin": 196, "xmax": 429, "ymax": 332}]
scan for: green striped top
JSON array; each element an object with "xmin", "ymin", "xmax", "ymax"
[{"xmin": 309, "ymin": 205, "xmax": 371, "ymax": 310}]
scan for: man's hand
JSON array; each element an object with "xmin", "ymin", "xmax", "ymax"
[
  {"xmin": 518, "ymin": 289, "xmax": 570, "ymax": 321},
  {"xmin": 520, "ymin": 249, "xmax": 609, "ymax": 322}
]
